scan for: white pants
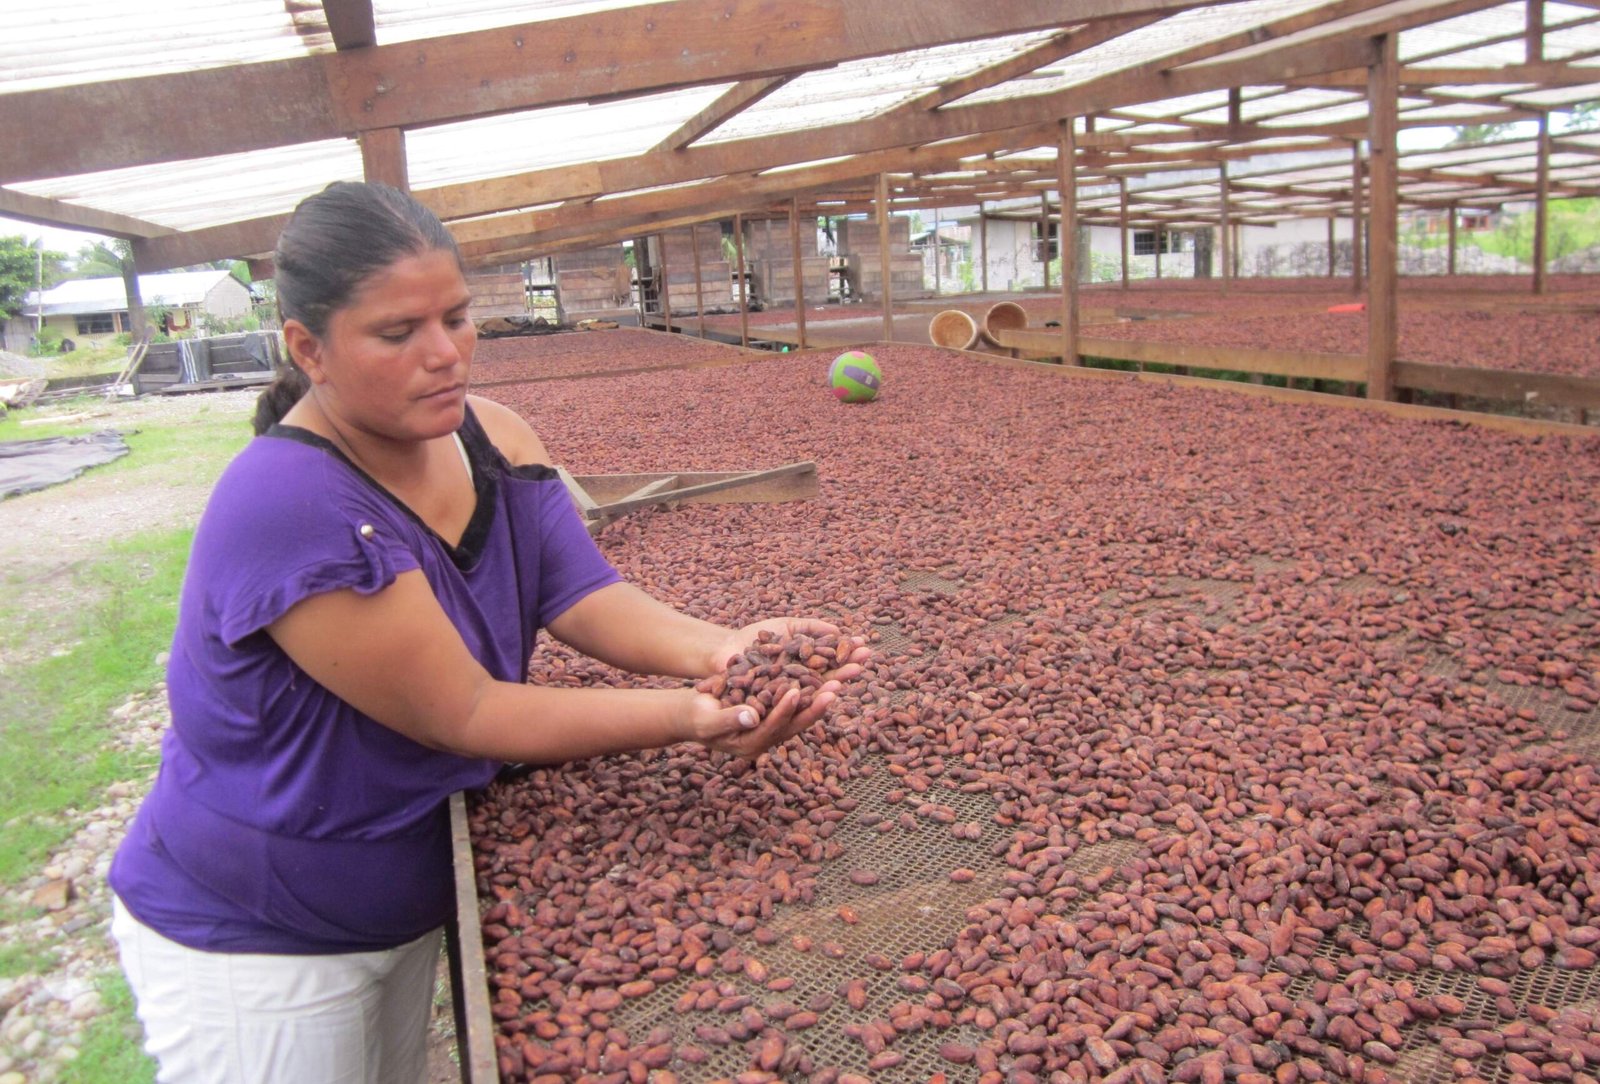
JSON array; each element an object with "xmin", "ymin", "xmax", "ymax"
[{"xmin": 111, "ymin": 897, "xmax": 441, "ymax": 1084}]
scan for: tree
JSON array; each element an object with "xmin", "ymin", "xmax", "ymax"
[
  {"xmin": 0, "ymin": 236, "xmax": 69, "ymax": 322},
  {"xmin": 1447, "ymin": 121, "xmax": 1516, "ymax": 146},
  {"xmin": 1564, "ymin": 100, "xmax": 1599, "ymax": 132},
  {"xmin": 65, "ymin": 238, "xmax": 149, "ymax": 339}
]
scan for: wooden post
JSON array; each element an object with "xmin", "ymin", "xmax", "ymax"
[
  {"xmin": 877, "ymin": 173, "xmax": 893, "ymax": 342},
  {"xmin": 1447, "ymin": 203, "xmax": 1458, "ymax": 277},
  {"xmin": 932, "ymin": 205, "xmax": 941, "ymax": 296},
  {"xmin": 1366, "ymin": 35, "xmax": 1399, "ymax": 402},
  {"xmin": 1327, "ymin": 215, "xmax": 1337, "ymax": 277},
  {"xmin": 1534, "ymin": 112, "xmax": 1550, "ymax": 296},
  {"xmin": 689, "ymin": 222, "xmax": 707, "ymax": 340},
  {"xmin": 358, "ymin": 128, "xmax": 408, "ymax": 191},
  {"xmin": 979, "ymin": 206, "xmax": 989, "ymax": 293},
  {"xmin": 1155, "ymin": 226, "xmax": 1163, "ymax": 279},
  {"xmin": 1058, "ymin": 118, "xmax": 1079, "ymax": 366},
  {"xmin": 790, "ymin": 197, "xmax": 807, "ymax": 350},
  {"xmin": 1120, "ymin": 178, "xmax": 1130, "ymax": 290},
  {"xmin": 1219, "ymin": 164, "xmax": 1231, "ymax": 294},
  {"xmin": 657, "ymin": 233, "xmax": 672, "ymax": 333},
  {"xmin": 734, "ymin": 213, "xmax": 749, "ymax": 349},
  {"xmin": 1040, "ymin": 193, "xmax": 1052, "ymax": 289},
  {"xmin": 1351, "ymin": 142, "xmax": 1365, "ymax": 296},
  {"xmin": 1233, "ymin": 223, "xmax": 1242, "ymax": 278}
]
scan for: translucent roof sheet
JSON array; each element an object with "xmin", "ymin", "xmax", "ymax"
[
  {"xmin": 701, "ymin": 31, "xmax": 1062, "ymax": 145},
  {"xmin": 407, "ymin": 85, "xmax": 730, "ymax": 188},
  {"xmin": 949, "ymin": 0, "xmax": 1335, "ymax": 108},
  {"xmin": 1401, "ymin": 3, "xmax": 1528, "ymax": 63},
  {"xmin": 1, "ymin": 0, "xmax": 318, "ymax": 93},
  {"xmin": 372, "ymin": 0, "xmax": 661, "ymax": 45},
  {"xmin": 11, "ymin": 140, "xmax": 363, "ymax": 231},
  {"xmin": 1505, "ymin": 82, "xmax": 1600, "ymax": 107}
]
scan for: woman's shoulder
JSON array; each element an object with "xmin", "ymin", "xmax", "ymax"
[
  {"xmin": 467, "ymin": 395, "xmax": 550, "ymax": 469},
  {"xmin": 204, "ymin": 431, "xmax": 401, "ymax": 540}
]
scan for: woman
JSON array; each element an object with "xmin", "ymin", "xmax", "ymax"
[{"xmin": 108, "ymin": 181, "xmax": 866, "ymax": 1083}]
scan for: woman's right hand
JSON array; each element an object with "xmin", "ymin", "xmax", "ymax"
[{"xmin": 684, "ymin": 685, "xmax": 828, "ymax": 759}]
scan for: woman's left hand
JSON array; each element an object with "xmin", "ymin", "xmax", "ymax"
[{"xmin": 708, "ymin": 617, "xmax": 872, "ymax": 730}]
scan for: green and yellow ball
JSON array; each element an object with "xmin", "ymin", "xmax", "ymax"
[{"xmin": 829, "ymin": 350, "xmax": 882, "ymax": 404}]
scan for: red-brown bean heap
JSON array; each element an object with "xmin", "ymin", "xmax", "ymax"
[
  {"xmin": 469, "ymin": 340, "xmax": 1600, "ymax": 1084},
  {"xmin": 696, "ymin": 631, "xmax": 850, "ymax": 718}
]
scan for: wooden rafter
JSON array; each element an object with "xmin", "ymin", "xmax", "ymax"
[{"xmin": 651, "ymin": 77, "xmax": 795, "ymax": 153}]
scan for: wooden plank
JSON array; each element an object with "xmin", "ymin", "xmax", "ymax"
[
  {"xmin": 555, "ymin": 465, "xmax": 600, "ymax": 516},
  {"xmin": 448, "ymin": 793, "xmax": 497, "ymax": 1084},
  {"xmin": 994, "ymin": 328, "xmax": 1368, "ymax": 381},
  {"xmin": 1366, "ymin": 35, "xmax": 1398, "ymax": 401},
  {"xmin": 358, "ymin": 127, "xmax": 408, "ymax": 190},
  {"xmin": 582, "ymin": 462, "xmax": 818, "ymax": 517},
  {"xmin": 324, "ymin": 0, "xmax": 377, "ymax": 50},
  {"xmin": 1058, "ymin": 119, "xmax": 1078, "ymax": 367},
  {"xmin": 1394, "ymin": 362, "xmax": 1600, "ymax": 409},
  {"xmin": 653, "ymin": 77, "xmax": 793, "ymax": 152},
  {"xmin": 877, "ymin": 175, "xmax": 893, "ymax": 341},
  {"xmin": 0, "ymin": 188, "xmax": 170, "ymax": 240},
  {"xmin": 972, "ymin": 352, "xmax": 1599, "ymax": 439}
]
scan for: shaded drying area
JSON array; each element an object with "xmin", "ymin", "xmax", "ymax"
[{"xmin": 467, "ymin": 342, "xmax": 1600, "ymax": 1083}]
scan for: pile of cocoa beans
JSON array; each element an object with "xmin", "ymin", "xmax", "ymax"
[
  {"xmin": 471, "ymin": 341, "xmax": 1600, "ymax": 1083},
  {"xmin": 695, "ymin": 631, "xmax": 851, "ymax": 718}
]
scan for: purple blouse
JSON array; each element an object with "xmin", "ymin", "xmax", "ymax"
[{"xmin": 109, "ymin": 406, "xmax": 621, "ymax": 953}]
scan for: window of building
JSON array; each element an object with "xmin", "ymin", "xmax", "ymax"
[
  {"xmin": 1132, "ymin": 230, "xmax": 1178, "ymax": 256},
  {"xmin": 74, "ymin": 312, "xmax": 118, "ymax": 335}
]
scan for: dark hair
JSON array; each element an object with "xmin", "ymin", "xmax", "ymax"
[{"xmin": 252, "ymin": 182, "xmax": 463, "ymax": 434}]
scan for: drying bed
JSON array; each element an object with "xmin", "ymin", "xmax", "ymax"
[
  {"xmin": 471, "ymin": 328, "xmax": 751, "ymax": 386},
  {"xmin": 468, "ymin": 342, "xmax": 1600, "ymax": 1083}
]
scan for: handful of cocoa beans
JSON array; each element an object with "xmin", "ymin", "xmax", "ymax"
[{"xmin": 695, "ymin": 630, "xmax": 851, "ymax": 718}]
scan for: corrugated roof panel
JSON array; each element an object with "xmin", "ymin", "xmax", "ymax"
[
  {"xmin": 947, "ymin": 0, "xmax": 1336, "ymax": 108},
  {"xmin": 1116, "ymin": 91, "xmax": 1232, "ymax": 120},
  {"xmin": 1401, "ymin": 102, "xmax": 1524, "ymax": 121},
  {"xmin": 1504, "ymin": 82, "xmax": 1600, "ymax": 107},
  {"xmin": 372, "ymin": 0, "xmax": 667, "ymax": 45},
  {"xmin": 1541, "ymin": 22, "xmax": 1600, "ymax": 58},
  {"xmin": 1240, "ymin": 87, "xmax": 1363, "ymax": 122},
  {"xmin": 1404, "ymin": 140, "xmax": 1539, "ymax": 167},
  {"xmin": 700, "ymin": 31, "xmax": 1062, "ymax": 145},
  {"xmin": 406, "ymin": 85, "xmax": 732, "ymax": 188},
  {"xmin": 11, "ymin": 140, "xmax": 364, "ymax": 233},
  {"xmin": 1430, "ymin": 84, "xmax": 1539, "ymax": 97},
  {"xmin": 1263, "ymin": 100, "xmax": 1373, "ymax": 126},
  {"xmin": 0, "ymin": 0, "xmax": 317, "ymax": 92},
  {"xmin": 1400, "ymin": 3, "xmax": 1527, "ymax": 63}
]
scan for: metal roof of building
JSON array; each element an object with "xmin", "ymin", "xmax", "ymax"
[{"xmin": 1, "ymin": 0, "xmax": 1595, "ymax": 265}]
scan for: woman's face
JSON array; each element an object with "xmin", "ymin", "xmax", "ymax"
[{"xmin": 291, "ymin": 248, "xmax": 476, "ymax": 443}]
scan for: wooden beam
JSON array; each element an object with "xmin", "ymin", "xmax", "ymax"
[
  {"xmin": 1447, "ymin": 202, "xmax": 1458, "ymax": 276},
  {"xmin": 658, "ymin": 231, "xmax": 672, "ymax": 331},
  {"xmin": 980, "ymin": 208, "xmax": 989, "ymax": 293},
  {"xmin": 1058, "ymin": 119, "xmax": 1079, "ymax": 367},
  {"xmin": 1351, "ymin": 142, "xmax": 1364, "ymax": 296},
  {"xmin": 1534, "ymin": 112, "xmax": 1550, "ymax": 295},
  {"xmin": 1218, "ymin": 163, "xmax": 1231, "ymax": 293},
  {"xmin": 652, "ymin": 77, "xmax": 793, "ymax": 153},
  {"xmin": 791, "ymin": 198, "xmax": 808, "ymax": 349},
  {"xmin": 996, "ymin": 329, "xmax": 1366, "ymax": 380},
  {"xmin": 1527, "ymin": 0, "xmax": 1545, "ymax": 63},
  {"xmin": 1394, "ymin": 360, "xmax": 1600, "ymax": 410},
  {"xmin": 0, "ymin": 188, "xmax": 171, "ymax": 240},
  {"xmin": 1366, "ymin": 34, "xmax": 1399, "ymax": 402},
  {"xmin": 904, "ymin": 16, "xmax": 1159, "ymax": 112},
  {"xmin": 734, "ymin": 213, "xmax": 749, "ymax": 349},
  {"xmin": 358, "ymin": 127, "xmax": 408, "ymax": 190},
  {"xmin": 1, "ymin": 0, "xmax": 1135, "ymax": 185},
  {"xmin": 323, "ymin": 0, "xmax": 377, "ymax": 50},
  {"xmin": 690, "ymin": 222, "xmax": 707, "ymax": 337},
  {"xmin": 1120, "ymin": 178, "xmax": 1130, "ymax": 290},
  {"xmin": 878, "ymin": 173, "xmax": 893, "ymax": 342}
]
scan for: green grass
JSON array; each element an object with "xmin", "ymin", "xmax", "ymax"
[
  {"xmin": 0, "ymin": 399, "xmax": 251, "ymax": 887},
  {"xmin": 0, "ymin": 526, "xmax": 191, "ymax": 883},
  {"xmin": 62, "ymin": 973, "xmax": 155, "ymax": 1084}
]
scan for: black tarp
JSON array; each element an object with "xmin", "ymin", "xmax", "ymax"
[{"xmin": 0, "ymin": 431, "xmax": 131, "ymax": 500}]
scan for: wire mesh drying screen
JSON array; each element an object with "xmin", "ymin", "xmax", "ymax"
[{"xmin": 466, "ymin": 343, "xmax": 1600, "ymax": 1083}]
